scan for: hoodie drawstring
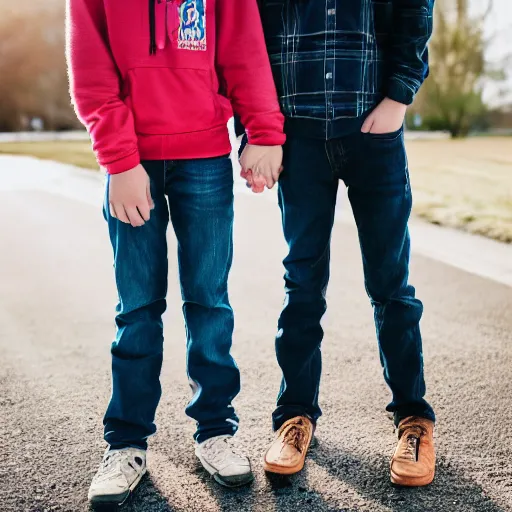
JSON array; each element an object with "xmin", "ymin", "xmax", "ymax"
[{"xmin": 149, "ymin": 0, "xmax": 157, "ymax": 55}]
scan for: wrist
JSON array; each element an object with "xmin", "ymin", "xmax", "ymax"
[{"xmin": 385, "ymin": 97, "xmax": 407, "ymax": 109}]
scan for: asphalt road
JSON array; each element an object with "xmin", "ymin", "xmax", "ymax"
[{"xmin": 1, "ymin": 167, "xmax": 512, "ymax": 512}]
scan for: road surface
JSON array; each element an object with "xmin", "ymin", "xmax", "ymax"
[{"xmin": 1, "ymin": 158, "xmax": 512, "ymax": 512}]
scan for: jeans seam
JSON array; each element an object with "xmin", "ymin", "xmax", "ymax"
[{"xmin": 325, "ymin": 141, "xmax": 340, "ymax": 179}]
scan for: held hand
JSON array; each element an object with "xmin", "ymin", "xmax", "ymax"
[
  {"xmin": 108, "ymin": 164, "xmax": 154, "ymax": 227},
  {"xmin": 240, "ymin": 168, "xmax": 266, "ymax": 194},
  {"xmin": 361, "ymin": 97, "xmax": 407, "ymax": 135},
  {"xmin": 240, "ymin": 144, "xmax": 283, "ymax": 193}
]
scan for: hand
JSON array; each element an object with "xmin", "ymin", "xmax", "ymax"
[
  {"xmin": 108, "ymin": 164, "xmax": 154, "ymax": 227},
  {"xmin": 240, "ymin": 168, "xmax": 266, "ymax": 194},
  {"xmin": 361, "ymin": 97, "xmax": 407, "ymax": 135},
  {"xmin": 240, "ymin": 144, "xmax": 283, "ymax": 193}
]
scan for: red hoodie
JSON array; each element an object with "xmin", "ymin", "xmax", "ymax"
[{"xmin": 66, "ymin": 0, "xmax": 285, "ymax": 174}]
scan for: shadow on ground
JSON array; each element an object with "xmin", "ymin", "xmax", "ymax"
[
  {"xmin": 90, "ymin": 474, "xmax": 176, "ymax": 512},
  {"xmin": 102, "ymin": 438, "xmax": 506, "ymax": 512},
  {"xmin": 309, "ymin": 438, "xmax": 505, "ymax": 512}
]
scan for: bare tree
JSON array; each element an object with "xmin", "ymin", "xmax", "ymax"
[
  {"xmin": 0, "ymin": 4, "xmax": 78, "ymax": 131},
  {"xmin": 412, "ymin": 0, "xmax": 507, "ymax": 137}
]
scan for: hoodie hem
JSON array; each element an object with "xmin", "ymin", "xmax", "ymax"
[{"xmin": 137, "ymin": 124, "xmax": 232, "ymax": 161}]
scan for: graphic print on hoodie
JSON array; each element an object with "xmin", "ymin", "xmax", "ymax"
[{"xmin": 178, "ymin": 0, "xmax": 206, "ymax": 51}]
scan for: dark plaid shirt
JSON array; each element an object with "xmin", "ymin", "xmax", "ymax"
[{"xmin": 250, "ymin": 0, "xmax": 434, "ymax": 139}]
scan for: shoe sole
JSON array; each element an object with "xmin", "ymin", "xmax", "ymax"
[
  {"xmin": 390, "ymin": 469, "xmax": 435, "ymax": 487},
  {"xmin": 196, "ymin": 454, "xmax": 254, "ymax": 488},
  {"xmin": 263, "ymin": 458, "xmax": 305, "ymax": 476},
  {"xmin": 89, "ymin": 468, "xmax": 147, "ymax": 506}
]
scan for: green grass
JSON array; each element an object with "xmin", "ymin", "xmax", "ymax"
[{"xmin": 1, "ymin": 137, "xmax": 511, "ymax": 243}]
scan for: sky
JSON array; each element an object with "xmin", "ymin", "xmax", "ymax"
[{"xmin": 474, "ymin": 0, "xmax": 512, "ymax": 103}]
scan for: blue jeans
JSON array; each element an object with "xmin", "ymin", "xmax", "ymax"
[
  {"xmin": 103, "ymin": 157, "xmax": 240, "ymax": 449},
  {"xmin": 273, "ymin": 129, "xmax": 436, "ymax": 430}
]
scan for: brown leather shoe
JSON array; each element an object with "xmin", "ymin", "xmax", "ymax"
[
  {"xmin": 263, "ymin": 416, "xmax": 314, "ymax": 475},
  {"xmin": 390, "ymin": 416, "xmax": 435, "ymax": 487}
]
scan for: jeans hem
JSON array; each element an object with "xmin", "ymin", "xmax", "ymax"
[
  {"xmin": 195, "ymin": 427, "xmax": 238, "ymax": 444},
  {"xmin": 393, "ymin": 410, "xmax": 436, "ymax": 427},
  {"xmin": 272, "ymin": 410, "xmax": 318, "ymax": 432},
  {"xmin": 108, "ymin": 441, "xmax": 148, "ymax": 451}
]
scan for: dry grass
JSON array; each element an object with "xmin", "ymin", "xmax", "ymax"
[
  {"xmin": 407, "ymin": 137, "xmax": 512, "ymax": 243},
  {"xmin": 0, "ymin": 137, "xmax": 511, "ymax": 242},
  {"xmin": 0, "ymin": 141, "xmax": 98, "ymax": 170}
]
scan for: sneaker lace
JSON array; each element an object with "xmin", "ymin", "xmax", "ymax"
[
  {"xmin": 282, "ymin": 419, "xmax": 309, "ymax": 454},
  {"xmin": 102, "ymin": 450, "xmax": 137, "ymax": 473},
  {"xmin": 203, "ymin": 436, "xmax": 244, "ymax": 464}
]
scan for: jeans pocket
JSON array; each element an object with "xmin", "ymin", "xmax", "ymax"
[
  {"xmin": 352, "ymin": 128, "xmax": 408, "ymax": 191},
  {"xmin": 363, "ymin": 125, "xmax": 404, "ymax": 142}
]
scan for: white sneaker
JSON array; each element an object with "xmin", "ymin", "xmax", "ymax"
[
  {"xmin": 88, "ymin": 447, "xmax": 147, "ymax": 505},
  {"xmin": 195, "ymin": 435, "xmax": 253, "ymax": 487}
]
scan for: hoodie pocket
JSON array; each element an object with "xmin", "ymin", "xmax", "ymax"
[{"xmin": 124, "ymin": 67, "xmax": 222, "ymax": 136}]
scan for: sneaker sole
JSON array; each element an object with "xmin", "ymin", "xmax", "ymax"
[
  {"xmin": 196, "ymin": 454, "xmax": 254, "ymax": 488},
  {"xmin": 89, "ymin": 468, "xmax": 147, "ymax": 506},
  {"xmin": 213, "ymin": 472, "xmax": 255, "ymax": 488}
]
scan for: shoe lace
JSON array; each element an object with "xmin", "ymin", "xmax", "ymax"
[
  {"xmin": 403, "ymin": 433, "xmax": 419, "ymax": 461},
  {"xmin": 203, "ymin": 436, "xmax": 243, "ymax": 463},
  {"xmin": 282, "ymin": 419, "xmax": 309, "ymax": 454},
  {"xmin": 102, "ymin": 450, "xmax": 136, "ymax": 473},
  {"xmin": 398, "ymin": 420, "xmax": 427, "ymax": 462}
]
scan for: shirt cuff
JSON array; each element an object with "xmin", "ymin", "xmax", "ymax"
[{"xmin": 387, "ymin": 78, "xmax": 415, "ymax": 106}]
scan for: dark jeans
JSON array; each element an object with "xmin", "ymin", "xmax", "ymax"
[
  {"xmin": 103, "ymin": 157, "xmax": 240, "ymax": 449},
  {"xmin": 273, "ymin": 128, "xmax": 435, "ymax": 430}
]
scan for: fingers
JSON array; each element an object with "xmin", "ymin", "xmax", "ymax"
[
  {"xmin": 125, "ymin": 206, "xmax": 146, "ymax": 228},
  {"xmin": 111, "ymin": 203, "xmax": 130, "ymax": 224},
  {"xmin": 251, "ymin": 172, "xmax": 266, "ymax": 194},
  {"xmin": 252, "ymin": 160, "xmax": 276, "ymax": 189},
  {"xmin": 361, "ymin": 115, "xmax": 374, "ymax": 133},
  {"xmin": 266, "ymin": 169, "xmax": 276, "ymax": 189},
  {"xmin": 138, "ymin": 203, "xmax": 151, "ymax": 223},
  {"xmin": 240, "ymin": 168, "xmax": 252, "ymax": 181},
  {"xmin": 146, "ymin": 182, "xmax": 155, "ymax": 210},
  {"xmin": 271, "ymin": 165, "xmax": 283, "ymax": 184},
  {"xmin": 241, "ymin": 168, "xmax": 254, "ymax": 190},
  {"xmin": 110, "ymin": 201, "xmax": 148, "ymax": 227},
  {"xmin": 261, "ymin": 165, "xmax": 275, "ymax": 189}
]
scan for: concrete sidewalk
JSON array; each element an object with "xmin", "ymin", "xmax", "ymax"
[{"xmin": 2, "ymin": 154, "xmax": 511, "ymax": 287}]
